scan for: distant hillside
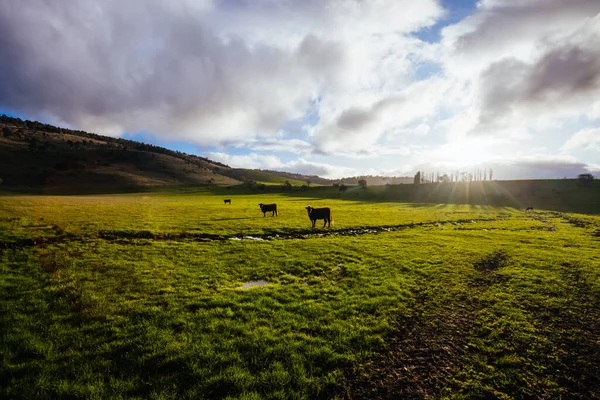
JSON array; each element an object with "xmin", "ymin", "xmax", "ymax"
[
  {"xmin": 338, "ymin": 175, "xmax": 413, "ymax": 185},
  {"xmin": 0, "ymin": 115, "xmax": 423, "ymax": 193},
  {"xmin": 0, "ymin": 115, "xmax": 245, "ymax": 190},
  {"xmin": 0, "ymin": 116, "xmax": 338, "ymax": 191},
  {"xmin": 219, "ymin": 169, "xmax": 332, "ymax": 186}
]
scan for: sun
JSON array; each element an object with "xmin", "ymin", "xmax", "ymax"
[{"xmin": 439, "ymin": 139, "xmax": 498, "ymax": 168}]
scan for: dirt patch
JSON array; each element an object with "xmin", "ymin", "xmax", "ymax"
[
  {"xmin": 473, "ymin": 250, "xmax": 509, "ymax": 272},
  {"xmin": 549, "ymin": 212, "xmax": 592, "ymax": 228},
  {"xmin": 345, "ymin": 289, "xmax": 472, "ymax": 399},
  {"xmin": 545, "ymin": 262, "xmax": 600, "ymax": 397},
  {"xmin": 516, "ymin": 261, "xmax": 600, "ymax": 398}
]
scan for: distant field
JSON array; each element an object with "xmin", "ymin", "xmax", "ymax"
[{"xmin": 1, "ymin": 189, "xmax": 600, "ymax": 399}]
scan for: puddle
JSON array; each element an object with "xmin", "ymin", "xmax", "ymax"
[
  {"xmin": 240, "ymin": 280, "xmax": 269, "ymax": 289},
  {"xmin": 3, "ymin": 217, "xmax": 508, "ymax": 251},
  {"xmin": 244, "ymin": 236, "xmax": 265, "ymax": 241}
]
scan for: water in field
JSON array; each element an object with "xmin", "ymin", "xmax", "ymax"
[{"xmin": 240, "ymin": 279, "xmax": 269, "ymax": 289}]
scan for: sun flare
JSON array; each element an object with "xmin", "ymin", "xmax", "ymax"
[{"xmin": 439, "ymin": 140, "xmax": 498, "ymax": 168}]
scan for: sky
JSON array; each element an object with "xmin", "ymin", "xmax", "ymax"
[{"xmin": 1, "ymin": 0, "xmax": 600, "ymax": 180}]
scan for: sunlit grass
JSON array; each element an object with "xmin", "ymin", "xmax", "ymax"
[
  {"xmin": 0, "ymin": 192, "xmax": 520, "ymax": 241},
  {"xmin": 1, "ymin": 190, "xmax": 599, "ymax": 399}
]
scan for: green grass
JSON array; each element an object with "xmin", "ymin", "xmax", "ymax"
[
  {"xmin": 218, "ymin": 169, "xmax": 309, "ymax": 186},
  {"xmin": 1, "ymin": 190, "xmax": 600, "ymax": 399},
  {"xmin": 0, "ymin": 190, "xmax": 518, "ymax": 240}
]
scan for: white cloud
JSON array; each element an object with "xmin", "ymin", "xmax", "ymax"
[
  {"xmin": 204, "ymin": 152, "xmax": 354, "ymax": 179},
  {"xmin": 0, "ymin": 0, "xmax": 444, "ymax": 149},
  {"xmin": 404, "ymin": 153, "xmax": 597, "ymax": 180},
  {"xmin": 312, "ymin": 77, "xmax": 450, "ymax": 154},
  {"xmin": 229, "ymin": 137, "xmax": 314, "ymax": 155},
  {"xmin": 489, "ymin": 154, "xmax": 597, "ymax": 179},
  {"xmin": 561, "ymin": 127, "xmax": 600, "ymax": 152},
  {"xmin": 438, "ymin": 0, "xmax": 600, "ymax": 138},
  {"xmin": 2, "ymin": 0, "xmax": 600, "ymax": 179}
]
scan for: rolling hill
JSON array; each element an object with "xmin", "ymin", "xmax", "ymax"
[{"xmin": 0, "ymin": 115, "xmax": 336, "ymax": 192}]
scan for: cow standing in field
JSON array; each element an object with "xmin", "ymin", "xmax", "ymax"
[
  {"xmin": 224, "ymin": 199, "xmax": 231, "ymax": 205},
  {"xmin": 525, "ymin": 207, "xmax": 533, "ymax": 212},
  {"xmin": 259, "ymin": 203, "xmax": 278, "ymax": 217},
  {"xmin": 305, "ymin": 205, "xmax": 332, "ymax": 228}
]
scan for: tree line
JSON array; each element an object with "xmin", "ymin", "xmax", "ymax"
[{"xmin": 414, "ymin": 168, "xmax": 494, "ymax": 184}]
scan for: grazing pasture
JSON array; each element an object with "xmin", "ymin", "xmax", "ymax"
[{"xmin": 1, "ymin": 189, "xmax": 599, "ymax": 399}]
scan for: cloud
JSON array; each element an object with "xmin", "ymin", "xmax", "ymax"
[
  {"xmin": 442, "ymin": 0, "xmax": 600, "ymax": 75},
  {"xmin": 477, "ymin": 25, "xmax": 600, "ymax": 126},
  {"xmin": 0, "ymin": 0, "xmax": 443, "ymax": 149},
  {"xmin": 490, "ymin": 155, "xmax": 598, "ymax": 180},
  {"xmin": 561, "ymin": 127, "xmax": 600, "ymax": 152},
  {"xmin": 0, "ymin": 1, "xmax": 344, "ymax": 142},
  {"xmin": 437, "ymin": 0, "xmax": 600, "ymax": 138},
  {"xmin": 313, "ymin": 77, "xmax": 448, "ymax": 154},
  {"xmin": 2, "ymin": 0, "xmax": 599, "ymax": 180},
  {"xmin": 204, "ymin": 152, "xmax": 284, "ymax": 170},
  {"xmin": 230, "ymin": 137, "xmax": 314, "ymax": 155},
  {"xmin": 204, "ymin": 152, "xmax": 354, "ymax": 178},
  {"xmin": 408, "ymin": 154, "xmax": 598, "ymax": 180}
]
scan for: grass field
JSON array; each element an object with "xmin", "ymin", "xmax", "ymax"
[{"xmin": 1, "ymin": 188, "xmax": 600, "ymax": 399}]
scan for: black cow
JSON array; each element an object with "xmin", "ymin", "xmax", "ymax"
[
  {"xmin": 305, "ymin": 205, "xmax": 332, "ymax": 228},
  {"xmin": 224, "ymin": 199, "xmax": 231, "ymax": 205},
  {"xmin": 259, "ymin": 203, "xmax": 278, "ymax": 217},
  {"xmin": 525, "ymin": 207, "xmax": 533, "ymax": 212}
]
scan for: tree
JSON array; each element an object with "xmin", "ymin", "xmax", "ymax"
[
  {"xmin": 2, "ymin": 127, "xmax": 13, "ymax": 137},
  {"xmin": 489, "ymin": 168, "xmax": 493, "ymax": 181},
  {"xmin": 578, "ymin": 173, "xmax": 594, "ymax": 186},
  {"xmin": 413, "ymin": 171, "xmax": 421, "ymax": 184},
  {"xmin": 358, "ymin": 178, "xmax": 367, "ymax": 189},
  {"xmin": 305, "ymin": 179, "xmax": 311, "ymax": 187},
  {"xmin": 283, "ymin": 180, "xmax": 292, "ymax": 188}
]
